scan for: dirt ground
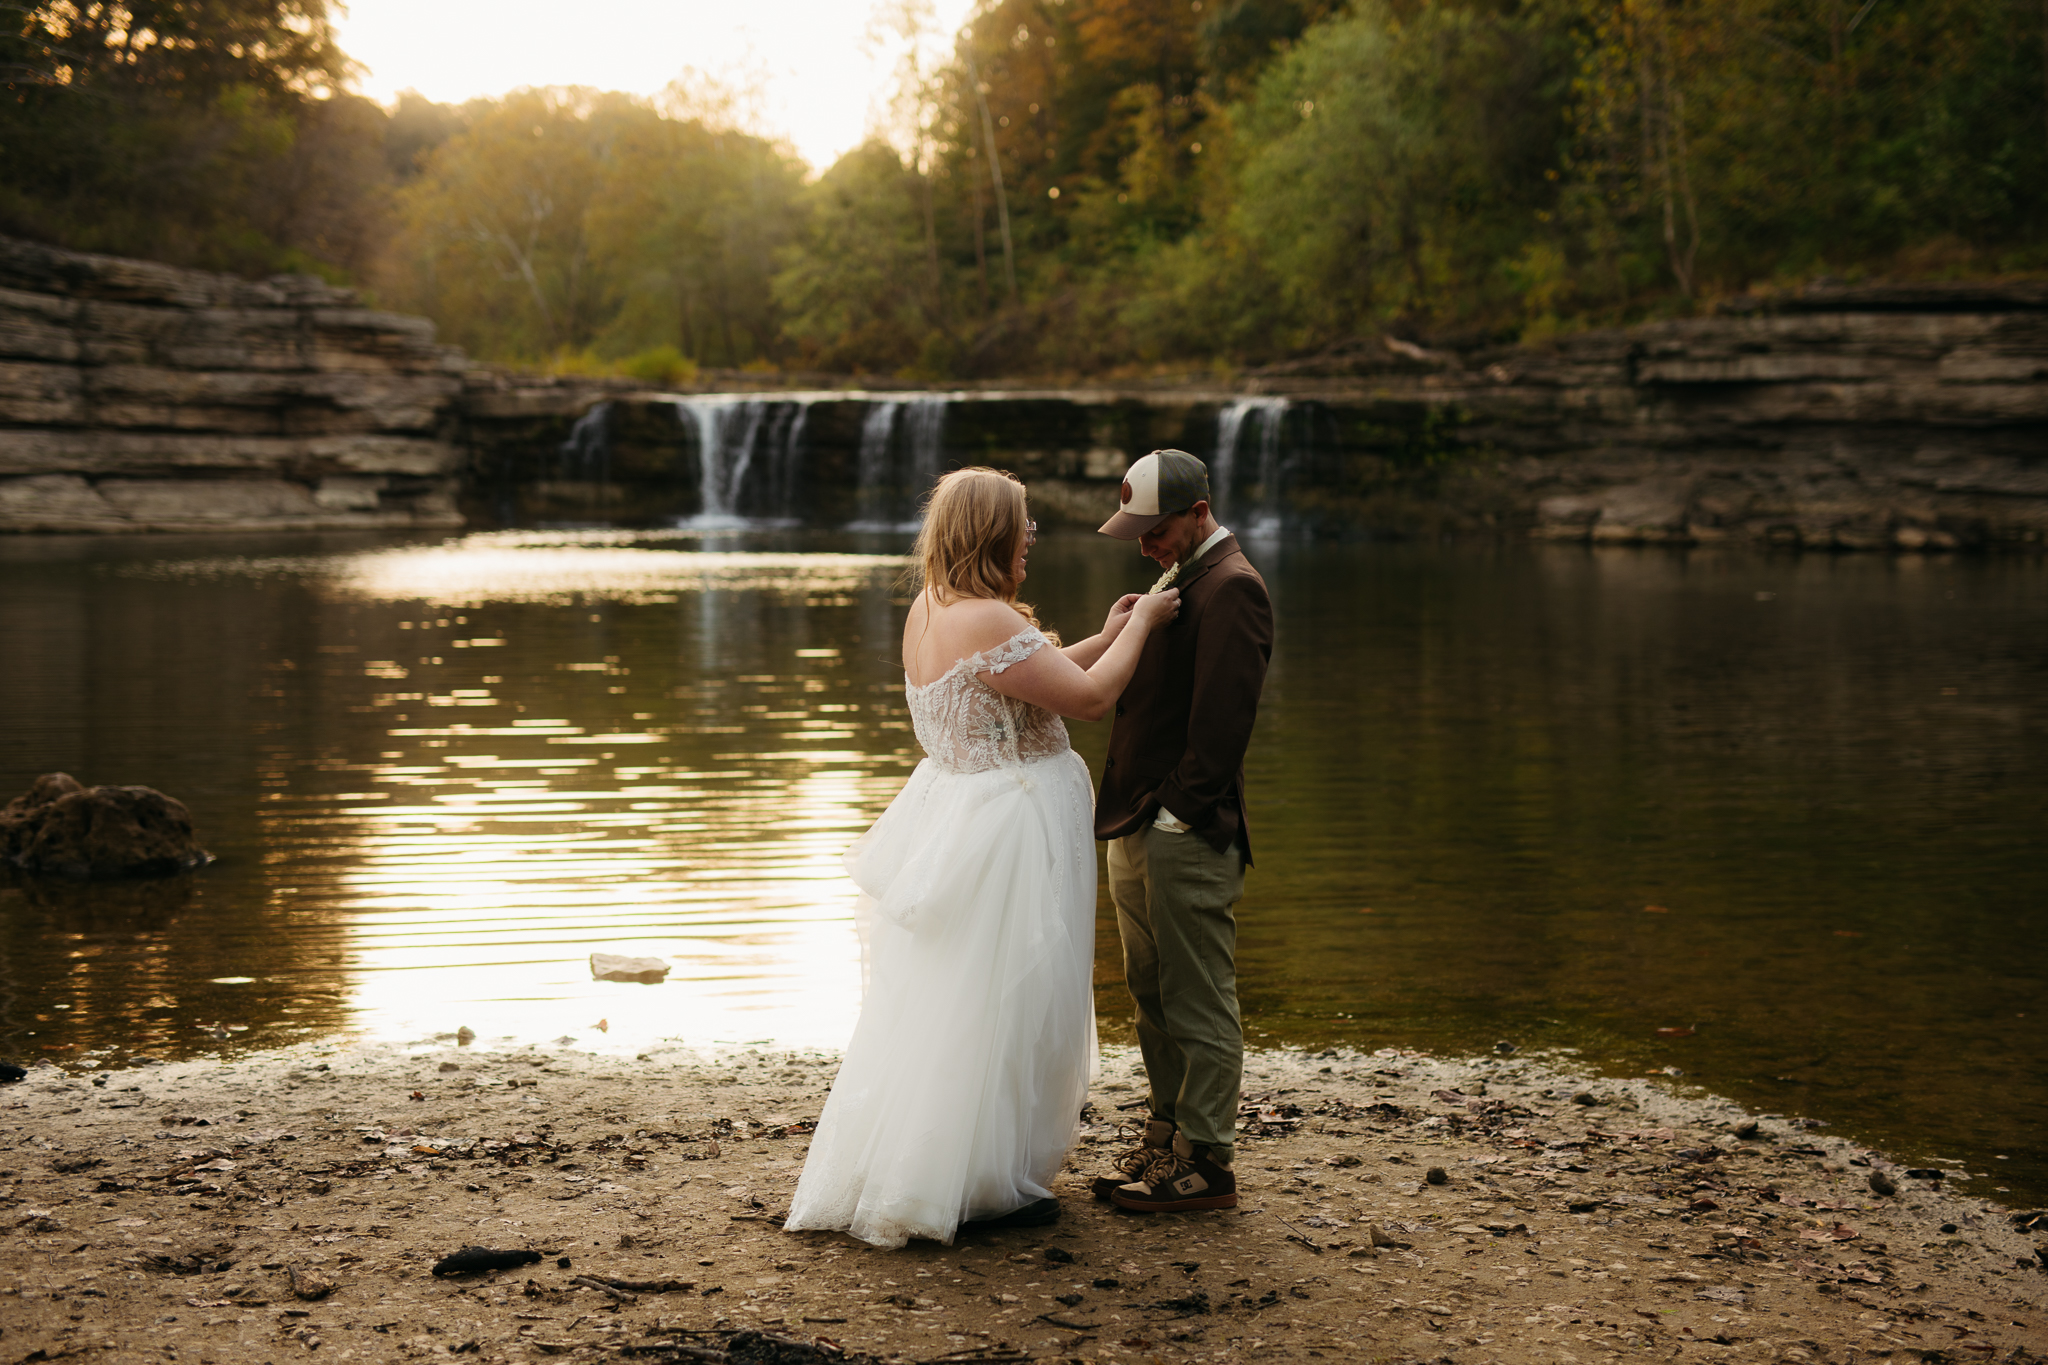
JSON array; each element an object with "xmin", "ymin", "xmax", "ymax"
[{"xmin": 3, "ymin": 1040, "xmax": 2043, "ymax": 1365}]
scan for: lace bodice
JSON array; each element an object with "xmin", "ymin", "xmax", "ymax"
[{"xmin": 904, "ymin": 627, "xmax": 1072, "ymax": 774}]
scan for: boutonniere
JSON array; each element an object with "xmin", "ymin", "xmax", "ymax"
[{"xmin": 1147, "ymin": 562, "xmax": 1181, "ymax": 594}]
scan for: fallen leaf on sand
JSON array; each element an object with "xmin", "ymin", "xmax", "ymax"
[{"xmin": 1798, "ymin": 1224, "xmax": 1859, "ymax": 1242}]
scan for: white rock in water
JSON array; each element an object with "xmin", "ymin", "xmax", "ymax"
[{"xmin": 590, "ymin": 953, "xmax": 670, "ymax": 984}]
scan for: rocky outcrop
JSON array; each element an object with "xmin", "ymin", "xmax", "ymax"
[
  {"xmin": 0, "ymin": 235, "xmax": 466, "ymax": 532},
  {"xmin": 1, "ymin": 772, "xmax": 210, "ymax": 879},
  {"xmin": 460, "ymin": 285, "xmax": 2046, "ymax": 550},
  {"xmin": 1259, "ymin": 285, "xmax": 2048, "ymax": 550},
  {"xmin": 2, "ymin": 231, "xmax": 2041, "ymax": 548}
]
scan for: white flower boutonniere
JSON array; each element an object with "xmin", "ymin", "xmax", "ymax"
[{"xmin": 1147, "ymin": 563, "xmax": 1180, "ymax": 594}]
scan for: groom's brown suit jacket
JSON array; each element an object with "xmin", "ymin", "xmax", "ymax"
[{"xmin": 1095, "ymin": 533, "xmax": 1274, "ymax": 862}]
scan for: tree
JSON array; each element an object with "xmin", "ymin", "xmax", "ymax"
[
  {"xmin": 0, "ymin": 0, "xmax": 386, "ymax": 275},
  {"xmin": 1562, "ymin": 0, "xmax": 2048, "ymax": 304},
  {"xmin": 774, "ymin": 141, "xmax": 946, "ymax": 372},
  {"xmin": 585, "ymin": 104, "xmax": 807, "ymax": 368},
  {"xmin": 379, "ymin": 88, "xmax": 806, "ymax": 367}
]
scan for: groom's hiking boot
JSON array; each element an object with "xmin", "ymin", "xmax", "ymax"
[
  {"xmin": 1110, "ymin": 1132, "xmax": 1238, "ymax": 1213},
  {"xmin": 1091, "ymin": 1118, "xmax": 1176, "ymax": 1201}
]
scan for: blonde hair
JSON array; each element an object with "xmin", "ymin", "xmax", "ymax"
[{"xmin": 910, "ymin": 467, "xmax": 1046, "ymax": 633}]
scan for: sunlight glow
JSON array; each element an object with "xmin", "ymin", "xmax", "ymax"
[
  {"xmin": 329, "ymin": 547, "xmax": 907, "ymax": 606},
  {"xmin": 314, "ymin": 763, "xmax": 890, "ymax": 1049},
  {"xmin": 333, "ymin": 0, "xmax": 979, "ymax": 173}
]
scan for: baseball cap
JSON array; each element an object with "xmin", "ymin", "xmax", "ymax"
[{"xmin": 1098, "ymin": 449, "xmax": 1211, "ymax": 539}]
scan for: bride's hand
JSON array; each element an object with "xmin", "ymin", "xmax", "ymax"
[
  {"xmin": 1102, "ymin": 593, "xmax": 1142, "ymax": 639},
  {"xmin": 1131, "ymin": 588, "xmax": 1180, "ymax": 631}
]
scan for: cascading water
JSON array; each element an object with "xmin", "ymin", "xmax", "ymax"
[
  {"xmin": 904, "ymin": 397, "xmax": 948, "ymax": 506},
  {"xmin": 849, "ymin": 401, "xmax": 903, "ymax": 529},
  {"xmin": 559, "ymin": 401, "xmax": 612, "ymax": 482},
  {"xmin": 767, "ymin": 403, "xmax": 809, "ymax": 517},
  {"xmin": 848, "ymin": 395, "xmax": 951, "ymax": 529},
  {"xmin": 673, "ymin": 396, "xmax": 814, "ymax": 525},
  {"xmin": 1213, "ymin": 397, "xmax": 1291, "ymax": 532}
]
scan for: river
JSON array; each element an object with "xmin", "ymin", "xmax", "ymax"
[{"xmin": 1, "ymin": 527, "xmax": 2042, "ymax": 1206}]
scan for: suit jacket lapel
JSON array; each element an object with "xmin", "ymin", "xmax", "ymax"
[{"xmin": 1172, "ymin": 533, "xmax": 1242, "ymax": 595}]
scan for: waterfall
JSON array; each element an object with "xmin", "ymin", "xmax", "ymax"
[
  {"xmin": 1213, "ymin": 397, "xmax": 1291, "ymax": 529},
  {"xmin": 559, "ymin": 401, "xmax": 611, "ymax": 482},
  {"xmin": 764, "ymin": 403, "xmax": 808, "ymax": 520},
  {"xmin": 673, "ymin": 397, "xmax": 813, "ymax": 525},
  {"xmin": 904, "ymin": 397, "xmax": 948, "ymax": 504},
  {"xmin": 1248, "ymin": 398, "xmax": 1293, "ymax": 536},
  {"xmin": 849, "ymin": 396, "xmax": 949, "ymax": 529},
  {"xmin": 849, "ymin": 401, "xmax": 903, "ymax": 529}
]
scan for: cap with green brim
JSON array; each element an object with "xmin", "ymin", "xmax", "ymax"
[{"xmin": 1098, "ymin": 449, "xmax": 1210, "ymax": 539}]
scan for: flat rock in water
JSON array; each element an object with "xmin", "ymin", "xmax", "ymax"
[
  {"xmin": 1, "ymin": 772, "xmax": 209, "ymax": 878},
  {"xmin": 590, "ymin": 952, "xmax": 670, "ymax": 984}
]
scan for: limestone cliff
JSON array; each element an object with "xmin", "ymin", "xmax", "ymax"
[
  {"xmin": 0, "ymin": 235, "xmax": 466, "ymax": 532},
  {"xmin": 2, "ymin": 232, "xmax": 2042, "ymax": 549},
  {"xmin": 1258, "ymin": 285, "xmax": 2048, "ymax": 550}
]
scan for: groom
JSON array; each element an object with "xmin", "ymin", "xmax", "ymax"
[{"xmin": 1091, "ymin": 449, "xmax": 1273, "ymax": 1213}]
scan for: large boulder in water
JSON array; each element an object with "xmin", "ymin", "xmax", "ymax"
[{"xmin": 0, "ymin": 773, "xmax": 210, "ymax": 879}]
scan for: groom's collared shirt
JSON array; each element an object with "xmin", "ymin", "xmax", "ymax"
[
  {"xmin": 1097, "ymin": 531, "xmax": 1274, "ymax": 861},
  {"xmin": 1175, "ymin": 524, "xmax": 1234, "ymax": 579}
]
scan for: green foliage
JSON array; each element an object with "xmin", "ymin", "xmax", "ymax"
[
  {"xmin": 1130, "ymin": 1, "xmax": 1566, "ymax": 357},
  {"xmin": 0, "ymin": 0, "xmax": 387, "ymax": 275},
  {"xmin": 615, "ymin": 344, "xmax": 700, "ymax": 387},
  {"xmin": 1557, "ymin": 0, "xmax": 2048, "ymax": 307},
  {"xmin": 6, "ymin": 0, "xmax": 2040, "ymax": 371},
  {"xmin": 378, "ymin": 88, "xmax": 806, "ymax": 366},
  {"xmin": 764, "ymin": 0, "xmax": 2046, "ymax": 371},
  {"xmin": 773, "ymin": 141, "xmax": 946, "ymax": 372}
]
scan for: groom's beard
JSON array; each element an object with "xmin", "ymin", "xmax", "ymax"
[{"xmin": 1144, "ymin": 520, "xmax": 1201, "ymax": 569}]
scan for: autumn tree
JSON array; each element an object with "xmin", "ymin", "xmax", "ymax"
[
  {"xmin": 584, "ymin": 105, "xmax": 808, "ymax": 368},
  {"xmin": 0, "ymin": 0, "xmax": 391, "ymax": 276},
  {"xmin": 1560, "ymin": 0, "xmax": 2048, "ymax": 307},
  {"xmin": 379, "ymin": 88, "xmax": 805, "ymax": 367}
]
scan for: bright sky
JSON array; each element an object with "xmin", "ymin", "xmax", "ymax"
[{"xmin": 333, "ymin": 0, "xmax": 979, "ymax": 173}]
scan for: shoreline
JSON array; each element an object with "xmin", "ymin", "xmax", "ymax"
[{"xmin": 3, "ymin": 1041, "xmax": 2042, "ymax": 1364}]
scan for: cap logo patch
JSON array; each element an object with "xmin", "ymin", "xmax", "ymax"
[{"xmin": 1120, "ymin": 480, "xmax": 1133, "ymax": 505}]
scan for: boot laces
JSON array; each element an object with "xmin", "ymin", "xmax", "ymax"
[
  {"xmin": 1138, "ymin": 1147, "xmax": 1197, "ymax": 1186},
  {"xmin": 1112, "ymin": 1141, "xmax": 1164, "ymax": 1179}
]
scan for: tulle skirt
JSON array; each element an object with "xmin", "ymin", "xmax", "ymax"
[{"xmin": 783, "ymin": 749, "xmax": 1098, "ymax": 1248}]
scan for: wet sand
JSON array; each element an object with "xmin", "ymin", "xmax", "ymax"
[{"xmin": 3, "ymin": 1042, "xmax": 2042, "ymax": 1364}]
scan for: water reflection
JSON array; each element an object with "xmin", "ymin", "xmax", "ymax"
[
  {"xmin": 0, "ymin": 530, "xmax": 2042, "ymax": 1203},
  {"xmin": 2, "ymin": 533, "xmax": 918, "ymax": 1056}
]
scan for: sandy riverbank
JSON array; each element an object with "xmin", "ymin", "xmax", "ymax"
[{"xmin": 3, "ymin": 1041, "xmax": 2042, "ymax": 1365}]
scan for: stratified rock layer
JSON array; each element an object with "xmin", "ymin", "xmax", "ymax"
[
  {"xmin": 0, "ymin": 235, "xmax": 466, "ymax": 532},
  {"xmin": 1440, "ymin": 291, "xmax": 2048, "ymax": 550},
  {"xmin": 0, "ymin": 771, "xmax": 210, "ymax": 879},
  {"xmin": 461, "ymin": 286, "xmax": 2048, "ymax": 550},
  {"xmin": 3, "ymin": 231, "xmax": 2043, "ymax": 548}
]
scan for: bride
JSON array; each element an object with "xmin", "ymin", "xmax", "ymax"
[{"xmin": 784, "ymin": 467, "xmax": 1179, "ymax": 1248}]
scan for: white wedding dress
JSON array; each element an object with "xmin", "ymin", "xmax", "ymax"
[{"xmin": 783, "ymin": 626, "xmax": 1098, "ymax": 1248}]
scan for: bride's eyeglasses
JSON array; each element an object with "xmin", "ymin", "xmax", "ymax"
[{"xmin": 1024, "ymin": 519, "xmax": 1038, "ymax": 547}]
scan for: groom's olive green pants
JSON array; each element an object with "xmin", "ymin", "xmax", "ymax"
[{"xmin": 1107, "ymin": 825, "xmax": 1247, "ymax": 1164}]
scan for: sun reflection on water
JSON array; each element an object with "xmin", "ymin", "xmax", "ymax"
[
  {"xmin": 5, "ymin": 529, "xmax": 2047, "ymax": 1202},
  {"xmin": 331, "ymin": 542, "xmax": 908, "ymax": 606},
  {"xmin": 241, "ymin": 535, "xmax": 920, "ymax": 1052}
]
